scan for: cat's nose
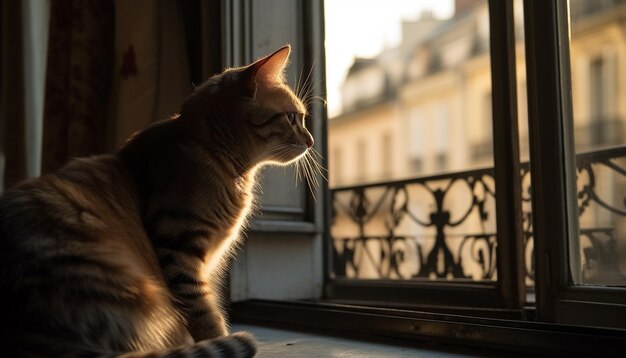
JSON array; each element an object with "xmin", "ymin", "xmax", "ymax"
[{"xmin": 305, "ymin": 133, "xmax": 314, "ymax": 148}]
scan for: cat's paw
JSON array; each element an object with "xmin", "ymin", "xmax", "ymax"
[
  {"xmin": 229, "ymin": 331, "xmax": 257, "ymax": 357},
  {"xmin": 193, "ymin": 332, "xmax": 257, "ymax": 357}
]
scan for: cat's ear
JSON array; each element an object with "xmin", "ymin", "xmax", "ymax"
[{"xmin": 244, "ymin": 45, "xmax": 291, "ymax": 85}]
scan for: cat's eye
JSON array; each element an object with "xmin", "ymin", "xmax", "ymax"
[
  {"xmin": 287, "ymin": 112, "xmax": 297, "ymax": 125},
  {"xmin": 285, "ymin": 111, "xmax": 307, "ymax": 128}
]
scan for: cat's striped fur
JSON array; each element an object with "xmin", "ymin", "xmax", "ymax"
[{"xmin": 0, "ymin": 45, "xmax": 314, "ymax": 357}]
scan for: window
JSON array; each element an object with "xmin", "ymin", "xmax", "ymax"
[
  {"xmin": 331, "ymin": 146, "xmax": 344, "ymax": 186},
  {"xmin": 525, "ymin": 0, "xmax": 626, "ymax": 329},
  {"xmin": 226, "ymin": 0, "xmax": 625, "ymax": 352},
  {"xmin": 472, "ymin": 91, "xmax": 494, "ymax": 162},
  {"xmin": 410, "ymin": 157, "xmax": 424, "ymax": 173},
  {"xmin": 568, "ymin": 0, "xmax": 626, "ymax": 288},
  {"xmin": 434, "ymin": 152, "xmax": 448, "ymax": 171},
  {"xmin": 327, "ymin": 0, "xmax": 507, "ymax": 306},
  {"xmin": 356, "ymin": 140, "xmax": 367, "ymax": 181},
  {"xmin": 381, "ymin": 133, "xmax": 392, "ymax": 178},
  {"xmin": 408, "ymin": 108, "xmax": 425, "ymax": 176},
  {"xmin": 589, "ymin": 56, "xmax": 606, "ymax": 121},
  {"xmin": 322, "ymin": 0, "xmax": 625, "ymax": 330}
]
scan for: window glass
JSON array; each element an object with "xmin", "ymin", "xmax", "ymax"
[
  {"xmin": 568, "ymin": 0, "xmax": 626, "ymax": 286},
  {"xmin": 326, "ymin": 0, "xmax": 503, "ymax": 282}
]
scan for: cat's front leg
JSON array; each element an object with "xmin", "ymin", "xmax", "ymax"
[
  {"xmin": 185, "ymin": 288, "xmax": 228, "ymax": 340},
  {"xmin": 184, "ymin": 282, "xmax": 229, "ymax": 341},
  {"xmin": 159, "ymin": 251, "xmax": 228, "ymax": 341}
]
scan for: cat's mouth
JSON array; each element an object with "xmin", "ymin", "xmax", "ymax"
[
  {"xmin": 273, "ymin": 142, "xmax": 308, "ymax": 164},
  {"xmin": 288, "ymin": 143, "xmax": 309, "ymax": 156},
  {"xmin": 289, "ymin": 142, "xmax": 308, "ymax": 149},
  {"xmin": 290, "ymin": 131, "xmax": 314, "ymax": 150}
]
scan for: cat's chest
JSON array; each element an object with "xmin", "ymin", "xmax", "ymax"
[
  {"xmin": 200, "ymin": 186, "xmax": 254, "ymax": 274},
  {"xmin": 204, "ymin": 177, "xmax": 255, "ymax": 235},
  {"xmin": 224, "ymin": 187, "xmax": 254, "ymax": 232}
]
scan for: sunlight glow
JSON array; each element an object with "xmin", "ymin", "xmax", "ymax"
[{"xmin": 324, "ymin": 0, "xmax": 454, "ymax": 117}]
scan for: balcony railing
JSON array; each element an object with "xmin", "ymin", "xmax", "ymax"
[{"xmin": 330, "ymin": 146, "xmax": 626, "ymax": 285}]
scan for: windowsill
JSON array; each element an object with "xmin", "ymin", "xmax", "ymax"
[
  {"xmin": 249, "ymin": 219, "xmax": 318, "ymax": 234},
  {"xmin": 231, "ymin": 323, "xmax": 492, "ymax": 357},
  {"xmin": 316, "ymin": 298, "xmax": 533, "ymax": 320},
  {"xmin": 230, "ymin": 300, "xmax": 625, "ymax": 355}
]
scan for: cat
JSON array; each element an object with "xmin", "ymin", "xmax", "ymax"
[{"xmin": 0, "ymin": 45, "xmax": 314, "ymax": 357}]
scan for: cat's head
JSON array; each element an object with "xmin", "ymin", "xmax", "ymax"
[{"xmin": 181, "ymin": 45, "xmax": 314, "ymax": 169}]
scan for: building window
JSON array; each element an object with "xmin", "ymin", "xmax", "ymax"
[
  {"xmin": 434, "ymin": 152, "xmax": 447, "ymax": 171},
  {"xmin": 356, "ymin": 140, "xmax": 366, "ymax": 181},
  {"xmin": 472, "ymin": 91, "xmax": 493, "ymax": 162},
  {"xmin": 482, "ymin": 90, "xmax": 493, "ymax": 140},
  {"xmin": 381, "ymin": 133, "xmax": 392, "ymax": 178},
  {"xmin": 411, "ymin": 157, "xmax": 423, "ymax": 173},
  {"xmin": 408, "ymin": 108, "xmax": 425, "ymax": 176},
  {"xmin": 332, "ymin": 146, "xmax": 343, "ymax": 186},
  {"xmin": 589, "ymin": 56, "xmax": 606, "ymax": 121}
]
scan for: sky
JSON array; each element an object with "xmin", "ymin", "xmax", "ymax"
[{"xmin": 324, "ymin": 0, "xmax": 454, "ymax": 117}]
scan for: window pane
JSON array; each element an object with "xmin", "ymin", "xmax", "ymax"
[
  {"xmin": 568, "ymin": 0, "xmax": 626, "ymax": 286},
  {"xmin": 326, "ymin": 0, "xmax": 501, "ymax": 282}
]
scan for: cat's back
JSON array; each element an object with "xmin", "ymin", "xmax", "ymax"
[
  {"xmin": 0, "ymin": 154, "xmax": 144, "ymax": 297},
  {"xmin": 0, "ymin": 154, "xmax": 144, "ymax": 254},
  {"xmin": 0, "ymin": 155, "xmax": 184, "ymax": 353}
]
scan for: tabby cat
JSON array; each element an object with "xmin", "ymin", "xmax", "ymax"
[{"xmin": 0, "ymin": 45, "xmax": 314, "ymax": 357}]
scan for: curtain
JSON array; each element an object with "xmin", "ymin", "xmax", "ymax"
[
  {"xmin": 108, "ymin": 0, "xmax": 191, "ymax": 147},
  {"xmin": 41, "ymin": 0, "xmax": 114, "ymax": 174},
  {"xmin": 4, "ymin": 0, "xmax": 194, "ymax": 179},
  {"xmin": 1, "ymin": 0, "xmax": 27, "ymax": 188}
]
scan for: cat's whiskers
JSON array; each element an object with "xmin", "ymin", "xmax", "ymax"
[
  {"xmin": 296, "ymin": 62, "xmax": 311, "ymax": 100},
  {"xmin": 295, "ymin": 65, "xmax": 328, "ymax": 110},
  {"xmin": 258, "ymin": 142, "xmax": 326, "ymax": 200},
  {"xmin": 292, "ymin": 59, "xmax": 326, "ymax": 196},
  {"xmin": 303, "ymin": 154, "xmax": 319, "ymax": 201},
  {"xmin": 294, "ymin": 158, "xmax": 303, "ymax": 187},
  {"xmin": 295, "ymin": 64, "xmax": 307, "ymax": 103},
  {"xmin": 259, "ymin": 144, "xmax": 298, "ymax": 165},
  {"xmin": 296, "ymin": 152, "xmax": 315, "ymax": 200}
]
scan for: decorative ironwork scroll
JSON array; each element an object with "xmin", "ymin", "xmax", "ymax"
[
  {"xmin": 575, "ymin": 147, "xmax": 626, "ymax": 285},
  {"xmin": 331, "ymin": 169, "xmax": 498, "ymax": 281},
  {"xmin": 331, "ymin": 146, "xmax": 626, "ymax": 285}
]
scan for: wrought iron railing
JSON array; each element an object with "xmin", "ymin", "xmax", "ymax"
[{"xmin": 330, "ymin": 146, "xmax": 626, "ymax": 285}]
